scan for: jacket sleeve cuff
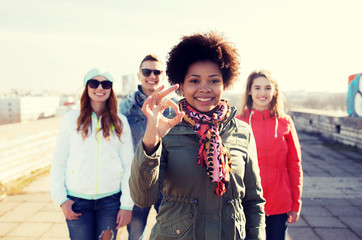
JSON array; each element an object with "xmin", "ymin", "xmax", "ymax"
[
  {"xmin": 120, "ymin": 206, "xmax": 133, "ymax": 210},
  {"xmin": 292, "ymin": 200, "xmax": 302, "ymax": 213},
  {"xmin": 120, "ymin": 194, "xmax": 134, "ymax": 210},
  {"xmin": 139, "ymin": 141, "xmax": 162, "ymax": 172},
  {"xmin": 59, "ymin": 198, "xmax": 69, "ymax": 206}
]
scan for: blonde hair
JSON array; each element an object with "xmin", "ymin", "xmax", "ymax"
[{"xmin": 240, "ymin": 69, "xmax": 285, "ymax": 118}]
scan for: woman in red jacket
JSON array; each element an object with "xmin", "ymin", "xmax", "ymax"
[{"xmin": 236, "ymin": 69, "xmax": 303, "ymax": 240}]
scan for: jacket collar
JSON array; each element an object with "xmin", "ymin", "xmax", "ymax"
[
  {"xmin": 134, "ymin": 85, "xmax": 147, "ymax": 107},
  {"xmin": 91, "ymin": 112, "xmax": 101, "ymax": 120},
  {"xmin": 247, "ymin": 109, "xmax": 274, "ymax": 119},
  {"xmin": 125, "ymin": 85, "xmax": 147, "ymax": 107},
  {"xmin": 247, "ymin": 109, "xmax": 279, "ymax": 138}
]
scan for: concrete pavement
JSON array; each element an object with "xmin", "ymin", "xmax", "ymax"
[
  {"xmin": 287, "ymin": 132, "xmax": 362, "ymax": 240},
  {"xmin": 0, "ymin": 174, "xmax": 156, "ymax": 240},
  {"xmin": 0, "ymin": 131, "xmax": 361, "ymax": 239}
]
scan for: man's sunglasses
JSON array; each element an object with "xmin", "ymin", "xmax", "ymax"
[
  {"xmin": 141, "ymin": 69, "xmax": 162, "ymax": 77},
  {"xmin": 87, "ymin": 79, "xmax": 113, "ymax": 89}
]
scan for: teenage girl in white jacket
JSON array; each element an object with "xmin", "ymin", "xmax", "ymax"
[{"xmin": 51, "ymin": 68, "xmax": 134, "ymax": 240}]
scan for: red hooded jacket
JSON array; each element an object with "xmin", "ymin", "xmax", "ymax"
[{"xmin": 237, "ymin": 109, "xmax": 303, "ymax": 215}]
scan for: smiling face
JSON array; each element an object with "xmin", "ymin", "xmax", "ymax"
[
  {"xmin": 180, "ymin": 61, "xmax": 224, "ymax": 113},
  {"xmin": 249, "ymin": 76, "xmax": 275, "ymax": 111},
  {"xmin": 138, "ymin": 60, "xmax": 165, "ymax": 97},
  {"xmin": 87, "ymin": 75, "xmax": 111, "ymax": 104}
]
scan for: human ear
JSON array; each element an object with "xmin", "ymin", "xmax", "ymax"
[{"xmin": 179, "ymin": 83, "xmax": 184, "ymax": 95}]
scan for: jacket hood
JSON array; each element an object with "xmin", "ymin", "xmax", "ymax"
[{"xmin": 245, "ymin": 109, "xmax": 279, "ymax": 138}]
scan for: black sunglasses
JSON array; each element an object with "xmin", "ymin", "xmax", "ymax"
[
  {"xmin": 87, "ymin": 79, "xmax": 113, "ymax": 89},
  {"xmin": 141, "ymin": 68, "xmax": 162, "ymax": 77}
]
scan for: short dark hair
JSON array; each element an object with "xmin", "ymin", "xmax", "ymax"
[
  {"xmin": 139, "ymin": 54, "xmax": 163, "ymax": 69},
  {"xmin": 166, "ymin": 31, "xmax": 240, "ymax": 89}
]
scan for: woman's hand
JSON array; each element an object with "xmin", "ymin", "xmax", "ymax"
[
  {"xmin": 60, "ymin": 199, "xmax": 82, "ymax": 221},
  {"xmin": 116, "ymin": 209, "xmax": 132, "ymax": 229},
  {"xmin": 288, "ymin": 211, "xmax": 300, "ymax": 223},
  {"xmin": 142, "ymin": 85, "xmax": 184, "ymax": 154}
]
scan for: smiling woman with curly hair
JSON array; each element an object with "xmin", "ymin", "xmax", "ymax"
[
  {"xmin": 130, "ymin": 31, "xmax": 266, "ymax": 240},
  {"xmin": 166, "ymin": 31, "xmax": 240, "ymax": 89}
]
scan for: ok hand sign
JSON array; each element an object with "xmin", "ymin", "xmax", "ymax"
[{"xmin": 142, "ymin": 84, "xmax": 184, "ymax": 154}]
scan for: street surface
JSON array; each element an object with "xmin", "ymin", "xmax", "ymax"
[{"xmin": 0, "ymin": 131, "xmax": 361, "ymax": 239}]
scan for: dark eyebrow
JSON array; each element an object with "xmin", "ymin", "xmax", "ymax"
[
  {"xmin": 187, "ymin": 74, "xmax": 201, "ymax": 79},
  {"xmin": 253, "ymin": 84, "xmax": 272, "ymax": 87},
  {"xmin": 210, "ymin": 74, "xmax": 221, "ymax": 77},
  {"xmin": 187, "ymin": 73, "xmax": 221, "ymax": 79}
]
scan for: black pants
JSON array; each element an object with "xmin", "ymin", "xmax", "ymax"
[{"xmin": 266, "ymin": 213, "xmax": 288, "ymax": 240}]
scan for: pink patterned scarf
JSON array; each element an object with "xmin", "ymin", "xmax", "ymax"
[{"xmin": 178, "ymin": 98, "xmax": 231, "ymax": 196}]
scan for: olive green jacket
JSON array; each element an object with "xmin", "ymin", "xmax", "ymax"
[{"xmin": 129, "ymin": 108, "xmax": 266, "ymax": 240}]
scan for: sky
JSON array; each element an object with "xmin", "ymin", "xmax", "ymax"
[{"xmin": 1, "ymin": 0, "xmax": 361, "ymax": 95}]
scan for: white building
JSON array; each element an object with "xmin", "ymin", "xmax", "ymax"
[
  {"xmin": 120, "ymin": 74, "xmax": 138, "ymax": 96},
  {"xmin": 0, "ymin": 97, "xmax": 20, "ymax": 124},
  {"xmin": 0, "ymin": 96, "xmax": 60, "ymax": 124}
]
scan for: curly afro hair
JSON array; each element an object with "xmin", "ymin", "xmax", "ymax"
[{"xmin": 166, "ymin": 31, "xmax": 240, "ymax": 90}]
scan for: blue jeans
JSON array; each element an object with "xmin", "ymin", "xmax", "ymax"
[
  {"xmin": 127, "ymin": 193, "xmax": 162, "ymax": 240},
  {"xmin": 66, "ymin": 192, "xmax": 121, "ymax": 240},
  {"xmin": 266, "ymin": 213, "xmax": 288, "ymax": 240}
]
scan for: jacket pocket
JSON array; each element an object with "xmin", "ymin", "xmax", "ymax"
[
  {"xmin": 159, "ymin": 211, "xmax": 193, "ymax": 238},
  {"xmin": 156, "ymin": 198, "xmax": 195, "ymax": 239}
]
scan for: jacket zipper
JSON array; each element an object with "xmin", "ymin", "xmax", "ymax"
[
  {"xmin": 95, "ymin": 118, "xmax": 100, "ymax": 195},
  {"xmin": 262, "ymin": 113, "xmax": 269, "ymax": 207}
]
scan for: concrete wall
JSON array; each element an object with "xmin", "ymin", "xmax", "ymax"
[
  {"xmin": 290, "ymin": 109, "xmax": 362, "ymax": 149},
  {"xmin": 0, "ymin": 117, "xmax": 61, "ymax": 184}
]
